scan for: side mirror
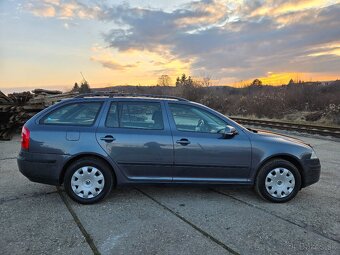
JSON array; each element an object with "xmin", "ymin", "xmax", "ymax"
[{"xmin": 221, "ymin": 125, "xmax": 238, "ymax": 138}]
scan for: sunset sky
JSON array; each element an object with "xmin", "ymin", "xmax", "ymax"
[{"xmin": 0, "ymin": 0, "xmax": 339, "ymax": 92}]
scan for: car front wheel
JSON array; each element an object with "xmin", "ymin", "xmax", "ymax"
[
  {"xmin": 255, "ymin": 159, "xmax": 301, "ymax": 203},
  {"xmin": 64, "ymin": 157, "xmax": 114, "ymax": 204}
]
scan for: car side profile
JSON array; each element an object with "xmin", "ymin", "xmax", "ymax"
[{"xmin": 17, "ymin": 93, "xmax": 321, "ymax": 204}]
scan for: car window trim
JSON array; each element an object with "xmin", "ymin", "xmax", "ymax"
[{"xmin": 39, "ymin": 101, "xmax": 104, "ymax": 127}]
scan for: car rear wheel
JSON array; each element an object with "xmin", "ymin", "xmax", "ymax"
[
  {"xmin": 64, "ymin": 157, "xmax": 114, "ymax": 204},
  {"xmin": 255, "ymin": 159, "xmax": 301, "ymax": 203}
]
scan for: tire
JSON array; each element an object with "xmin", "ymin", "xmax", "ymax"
[
  {"xmin": 255, "ymin": 159, "xmax": 301, "ymax": 203},
  {"xmin": 64, "ymin": 157, "xmax": 114, "ymax": 204}
]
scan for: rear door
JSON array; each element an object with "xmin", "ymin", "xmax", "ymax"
[{"xmin": 96, "ymin": 100, "xmax": 174, "ymax": 182}]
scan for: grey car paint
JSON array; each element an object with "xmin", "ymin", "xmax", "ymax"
[
  {"xmin": 17, "ymin": 97, "xmax": 320, "ymax": 189},
  {"xmin": 96, "ymin": 100, "xmax": 174, "ymax": 181},
  {"xmin": 165, "ymin": 101, "xmax": 252, "ymax": 183}
]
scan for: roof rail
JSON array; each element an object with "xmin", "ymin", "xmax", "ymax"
[
  {"xmin": 74, "ymin": 92, "xmax": 189, "ymax": 101},
  {"xmin": 74, "ymin": 91, "xmax": 116, "ymax": 98}
]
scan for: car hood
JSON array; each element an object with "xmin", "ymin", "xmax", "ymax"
[{"xmin": 254, "ymin": 129, "xmax": 311, "ymax": 148}]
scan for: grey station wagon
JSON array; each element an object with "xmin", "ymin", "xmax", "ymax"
[{"xmin": 18, "ymin": 93, "xmax": 321, "ymax": 204}]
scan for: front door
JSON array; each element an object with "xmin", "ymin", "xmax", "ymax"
[
  {"xmin": 96, "ymin": 100, "xmax": 173, "ymax": 182},
  {"xmin": 167, "ymin": 103, "xmax": 251, "ymax": 183}
]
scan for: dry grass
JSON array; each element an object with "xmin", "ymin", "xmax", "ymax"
[{"xmin": 98, "ymin": 80, "xmax": 340, "ymax": 126}]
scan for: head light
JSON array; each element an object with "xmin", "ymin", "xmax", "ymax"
[{"xmin": 310, "ymin": 150, "xmax": 318, "ymax": 159}]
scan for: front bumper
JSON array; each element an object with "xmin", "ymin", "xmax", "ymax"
[
  {"xmin": 17, "ymin": 150, "xmax": 69, "ymax": 185},
  {"xmin": 302, "ymin": 158, "xmax": 321, "ymax": 188}
]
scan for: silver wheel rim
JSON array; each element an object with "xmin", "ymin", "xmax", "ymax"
[
  {"xmin": 71, "ymin": 166, "xmax": 105, "ymax": 199},
  {"xmin": 265, "ymin": 168, "xmax": 295, "ymax": 198}
]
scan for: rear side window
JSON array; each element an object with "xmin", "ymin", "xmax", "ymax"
[
  {"xmin": 42, "ymin": 102, "xmax": 102, "ymax": 126},
  {"xmin": 106, "ymin": 102, "xmax": 164, "ymax": 130}
]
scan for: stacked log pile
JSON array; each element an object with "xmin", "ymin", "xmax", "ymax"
[{"xmin": 0, "ymin": 89, "xmax": 76, "ymax": 140}]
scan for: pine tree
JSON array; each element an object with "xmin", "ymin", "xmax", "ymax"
[
  {"xmin": 79, "ymin": 81, "xmax": 91, "ymax": 94},
  {"xmin": 71, "ymin": 82, "xmax": 80, "ymax": 92}
]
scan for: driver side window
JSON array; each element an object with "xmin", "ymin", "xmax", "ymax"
[{"xmin": 169, "ymin": 104, "xmax": 225, "ymax": 133}]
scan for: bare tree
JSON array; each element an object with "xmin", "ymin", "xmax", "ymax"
[
  {"xmin": 157, "ymin": 75, "xmax": 172, "ymax": 86},
  {"xmin": 201, "ymin": 75, "xmax": 212, "ymax": 87},
  {"xmin": 195, "ymin": 72, "xmax": 212, "ymax": 87}
]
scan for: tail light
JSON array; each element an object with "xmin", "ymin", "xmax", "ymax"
[{"xmin": 21, "ymin": 126, "xmax": 30, "ymax": 150}]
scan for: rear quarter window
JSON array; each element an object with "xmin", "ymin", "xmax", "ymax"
[{"xmin": 41, "ymin": 102, "xmax": 102, "ymax": 126}]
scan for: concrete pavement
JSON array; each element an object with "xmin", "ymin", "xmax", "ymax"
[{"xmin": 0, "ymin": 132, "xmax": 339, "ymax": 254}]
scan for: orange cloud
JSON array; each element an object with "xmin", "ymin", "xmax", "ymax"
[
  {"xmin": 307, "ymin": 42, "xmax": 340, "ymax": 57},
  {"xmin": 175, "ymin": 0, "xmax": 229, "ymax": 28},
  {"xmin": 90, "ymin": 57, "xmax": 137, "ymax": 71},
  {"xmin": 24, "ymin": 0, "xmax": 101, "ymax": 20},
  {"xmin": 90, "ymin": 46, "xmax": 192, "ymax": 85},
  {"xmin": 251, "ymin": 0, "xmax": 337, "ymax": 17},
  {"xmin": 27, "ymin": 4, "xmax": 56, "ymax": 17}
]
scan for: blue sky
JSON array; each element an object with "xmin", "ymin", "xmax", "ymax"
[{"xmin": 0, "ymin": 0, "xmax": 339, "ymax": 93}]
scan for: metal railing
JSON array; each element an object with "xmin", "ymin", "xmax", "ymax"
[{"xmin": 231, "ymin": 117, "xmax": 340, "ymax": 138}]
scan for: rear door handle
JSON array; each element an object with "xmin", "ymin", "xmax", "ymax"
[
  {"xmin": 176, "ymin": 138, "xmax": 190, "ymax": 146},
  {"xmin": 100, "ymin": 135, "xmax": 116, "ymax": 143}
]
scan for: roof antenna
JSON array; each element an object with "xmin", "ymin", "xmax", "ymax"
[{"xmin": 80, "ymin": 72, "xmax": 87, "ymax": 84}]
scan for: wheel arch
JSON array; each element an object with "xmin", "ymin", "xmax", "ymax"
[
  {"xmin": 59, "ymin": 153, "xmax": 117, "ymax": 185},
  {"xmin": 255, "ymin": 154, "xmax": 305, "ymax": 187}
]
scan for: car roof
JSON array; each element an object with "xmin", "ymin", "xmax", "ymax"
[{"xmin": 70, "ymin": 93, "xmax": 190, "ymax": 102}]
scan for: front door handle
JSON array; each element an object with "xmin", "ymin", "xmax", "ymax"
[
  {"xmin": 100, "ymin": 135, "xmax": 116, "ymax": 143},
  {"xmin": 176, "ymin": 138, "xmax": 190, "ymax": 146}
]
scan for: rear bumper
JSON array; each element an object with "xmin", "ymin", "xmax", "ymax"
[
  {"xmin": 17, "ymin": 150, "xmax": 69, "ymax": 185},
  {"xmin": 302, "ymin": 158, "xmax": 321, "ymax": 188}
]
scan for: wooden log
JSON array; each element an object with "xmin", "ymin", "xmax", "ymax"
[
  {"xmin": 32, "ymin": 89, "xmax": 62, "ymax": 95},
  {"xmin": 0, "ymin": 105, "xmax": 12, "ymax": 112},
  {"xmin": 0, "ymin": 90, "xmax": 79, "ymax": 140},
  {"xmin": 0, "ymin": 129, "xmax": 13, "ymax": 140},
  {"xmin": 0, "ymin": 91, "xmax": 13, "ymax": 104}
]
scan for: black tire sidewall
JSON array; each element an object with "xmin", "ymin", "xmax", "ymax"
[
  {"xmin": 64, "ymin": 158, "xmax": 113, "ymax": 204},
  {"xmin": 256, "ymin": 160, "xmax": 301, "ymax": 203}
]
